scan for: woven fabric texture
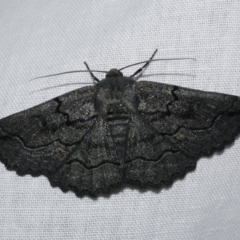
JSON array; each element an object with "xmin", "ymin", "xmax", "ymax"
[{"xmin": 0, "ymin": 1, "xmax": 240, "ymax": 239}]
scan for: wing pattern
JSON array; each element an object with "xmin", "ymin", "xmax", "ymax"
[
  {"xmin": 0, "ymin": 81, "xmax": 240, "ymax": 195},
  {"xmin": 0, "ymin": 86, "xmax": 122, "ymax": 194},
  {"xmin": 125, "ymin": 81, "xmax": 240, "ymax": 186}
]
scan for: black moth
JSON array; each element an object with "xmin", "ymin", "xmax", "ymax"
[{"xmin": 0, "ymin": 50, "xmax": 240, "ymax": 196}]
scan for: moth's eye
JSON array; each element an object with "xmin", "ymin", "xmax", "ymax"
[{"xmin": 118, "ymin": 71, "xmax": 123, "ymax": 77}]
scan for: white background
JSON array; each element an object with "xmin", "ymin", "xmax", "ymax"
[{"xmin": 0, "ymin": 1, "xmax": 240, "ymax": 239}]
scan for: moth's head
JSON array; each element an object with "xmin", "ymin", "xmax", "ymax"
[{"xmin": 106, "ymin": 69, "xmax": 123, "ymax": 78}]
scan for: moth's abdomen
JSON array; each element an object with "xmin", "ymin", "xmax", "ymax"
[{"xmin": 107, "ymin": 116, "xmax": 129, "ymax": 163}]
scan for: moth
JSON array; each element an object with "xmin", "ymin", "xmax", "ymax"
[{"xmin": 0, "ymin": 50, "xmax": 239, "ymax": 196}]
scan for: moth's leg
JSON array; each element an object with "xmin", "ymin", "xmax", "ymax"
[
  {"xmin": 84, "ymin": 62, "xmax": 100, "ymax": 83},
  {"xmin": 130, "ymin": 49, "xmax": 158, "ymax": 78}
]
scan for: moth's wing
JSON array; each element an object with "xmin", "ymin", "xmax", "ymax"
[
  {"xmin": 0, "ymin": 86, "xmax": 121, "ymax": 195},
  {"xmin": 125, "ymin": 81, "xmax": 240, "ymax": 186},
  {"xmin": 50, "ymin": 117, "xmax": 122, "ymax": 194}
]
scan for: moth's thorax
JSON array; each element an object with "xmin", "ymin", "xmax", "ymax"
[
  {"xmin": 97, "ymin": 75, "xmax": 135, "ymax": 91},
  {"xmin": 95, "ymin": 76, "xmax": 138, "ymax": 116}
]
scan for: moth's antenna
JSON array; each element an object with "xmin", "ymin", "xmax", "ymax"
[
  {"xmin": 31, "ymin": 82, "xmax": 93, "ymax": 94},
  {"xmin": 30, "ymin": 70, "xmax": 107, "ymax": 81},
  {"xmin": 129, "ymin": 49, "xmax": 158, "ymax": 78},
  {"xmin": 119, "ymin": 55, "xmax": 195, "ymax": 72},
  {"xmin": 84, "ymin": 62, "xmax": 100, "ymax": 83}
]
